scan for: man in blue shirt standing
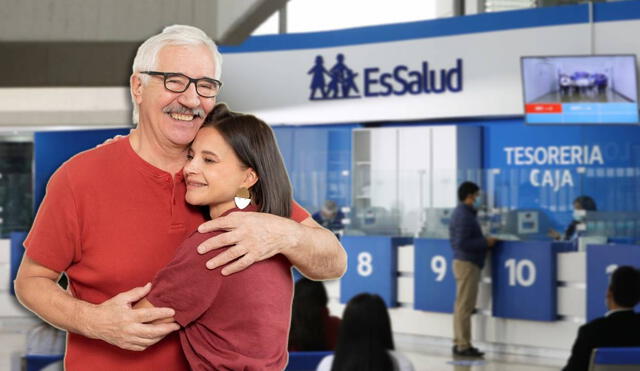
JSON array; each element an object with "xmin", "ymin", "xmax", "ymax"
[{"xmin": 449, "ymin": 181, "xmax": 497, "ymax": 358}]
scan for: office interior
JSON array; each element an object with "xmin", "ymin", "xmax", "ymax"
[{"xmin": 2, "ymin": 1, "xmax": 640, "ymax": 370}]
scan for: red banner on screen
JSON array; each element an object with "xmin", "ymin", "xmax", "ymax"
[{"xmin": 525, "ymin": 103, "xmax": 562, "ymax": 113}]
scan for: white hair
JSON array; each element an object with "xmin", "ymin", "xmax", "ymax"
[{"xmin": 130, "ymin": 24, "xmax": 223, "ymax": 124}]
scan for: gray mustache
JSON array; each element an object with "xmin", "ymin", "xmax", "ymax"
[{"xmin": 163, "ymin": 104, "xmax": 205, "ymax": 119}]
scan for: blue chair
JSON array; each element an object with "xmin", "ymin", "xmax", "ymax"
[
  {"xmin": 285, "ymin": 351, "xmax": 333, "ymax": 371},
  {"xmin": 23, "ymin": 354, "xmax": 64, "ymax": 371},
  {"xmin": 590, "ymin": 347, "xmax": 640, "ymax": 371}
]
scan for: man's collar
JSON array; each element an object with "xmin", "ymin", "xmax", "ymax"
[
  {"xmin": 605, "ymin": 308, "xmax": 634, "ymax": 317},
  {"xmin": 460, "ymin": 203, "xmax": 477, "ymax": 214}
]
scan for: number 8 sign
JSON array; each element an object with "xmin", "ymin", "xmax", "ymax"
[{"xmin": 340, "ymin": 235, "xmax": 411, "ymax": 307}]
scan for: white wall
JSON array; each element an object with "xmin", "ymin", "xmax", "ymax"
[
  {"xmin": 0, "ymin": 88, "xmax": 132, "ymax": 129},
  {"xmin": 521, "ymin": 58, "xmax": 558, "ymax": 102},
  {"xmin": 355, "ymin": 126, "xmax": 480, "ymax": 235},
  {"xmin": 612, "ymin": 56, "xmax": 638, "ymax": 101},
  {"xmin": 219, "ymin": 23, "xmax": 590, "ymax": 124},
  {"xmin": 594, "ymin": 20, "xmax": 640, "ymax": 102}
]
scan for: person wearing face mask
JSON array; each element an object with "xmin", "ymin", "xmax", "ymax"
[
  {"xmin": 449, "ymin": 181, "xmax": 497, "ymax": 358},
  {"xmin": 549, "ymin": 195, "xmax": 597, "ymax": 241}
]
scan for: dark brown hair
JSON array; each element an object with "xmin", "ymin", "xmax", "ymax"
[
  {"xmin": 331, "ymin": 293, "xmax": 394, "ymax": 371},
  {"xmin": 202, "ymin": 103, "xmax": 292, "ymax": 218},
  {"xmin": 289, "ymin": 278, "xmax": 330, "ymax": 350},
  {"xmin": 610, "ymin": 265, "xmax": 640, "ymax": 308}
]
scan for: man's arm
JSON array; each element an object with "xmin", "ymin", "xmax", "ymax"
[
  {"xmin": 14, "ymin": 255, "xmax": 179, "ymax": 352},
  {"xmin": 196, "ymin": 213, "xmax": 347, "ymax": 279}
]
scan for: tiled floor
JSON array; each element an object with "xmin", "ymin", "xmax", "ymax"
[
  {"xmin": 404, "ymin": 350, "xmax": 563, "ymax": 371},
  {"xmin": 395, "ymin": 333, "xmax": 566, "ymax": 371},
  {"xmin": 1, "ymin": 327, "xmax": 29, "ymax": 371}
]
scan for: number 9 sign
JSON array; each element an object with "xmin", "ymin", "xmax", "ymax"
[
  {"xmin": 414, "ymin": 239, "xmax": 456, "ymax": 313},
  {"xmin": 431, "ymin": 255, "xmax": 447, "ymax": 282}
]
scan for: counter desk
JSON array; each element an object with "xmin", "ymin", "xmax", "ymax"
[{"xmin": 326, "ymin": 235, "xmax": 640, "ymax": 354}]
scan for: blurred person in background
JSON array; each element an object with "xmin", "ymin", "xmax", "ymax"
[
  {"xmin": 316, "ymin": 293, "xmax": 414, "ymax": 371},
  {"xmin": 313, "ymin": 200, "xmax": 345, "ymax": 239},
  {"xmin": 549, "ymin": 195, "xmax": 597, "ymax": 241},
  {"xmin": 289, "ymin": 277, "xmax": 341, "ymax": 351}
]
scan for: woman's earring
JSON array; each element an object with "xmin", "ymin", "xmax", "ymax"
[{"xmin": 234, "ymin": 187, "xmax": 251, "ymax": 209}]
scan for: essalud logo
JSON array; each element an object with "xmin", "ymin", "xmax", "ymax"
[
  {"xmin": 307, "ymin": 53, "xmax": 464, "ymax": 101},
  {"xmin": 308, "ymin": 54, "xmax": 361, "ymax": 100}
]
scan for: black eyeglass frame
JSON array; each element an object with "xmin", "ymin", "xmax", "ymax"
[{"xmin": 140, "ymin": 71, "xmax": 222, "ymax": 98}]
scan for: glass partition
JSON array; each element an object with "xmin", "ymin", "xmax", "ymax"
[
  {"xmin": 0, "ymin": 134, "xmax": 33, "ymax": 238},
  {"xmin": 344, "ymin": 165, "xmax": 640, "ymax": 244}
]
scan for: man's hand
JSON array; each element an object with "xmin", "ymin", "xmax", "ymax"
[
  {"xmin": 548, "ymin": 228, "xmax": 561, "ymax": 240},
  {"xmin": 15, "ymin": 256, "xmax": 178, "ymax": 352},
  {"xmin": 85, "ymin": 283, "xmax": 179, "ymax": 351},
  {"xmin": 197, "ymin": 211, "xmax": 302, "ymax": 275},
  {"xmin": 486, "ymin": 237, "xmax": 498, "ymax": 248}
]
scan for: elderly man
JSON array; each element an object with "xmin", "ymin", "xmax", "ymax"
[{"xmin": 14, "ymin": 25, "xmax": 346, "ymax": 371}]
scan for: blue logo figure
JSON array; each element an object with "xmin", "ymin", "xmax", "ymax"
[
  {"xmin": 341, "ymin": 66, "xmax": 360, "ymax": 98},
  {"xmin": 308, "ymin": 54, "xmax": 360, "ymax": 101},
  {"xmin": 308, "ymin": 55, "xmax": 328, "ymax": 100}
]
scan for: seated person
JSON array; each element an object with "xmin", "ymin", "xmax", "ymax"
[
  {"xmin": 549, "ymin": 195, "xmax": 597, "ymax": 241},
  {"xmin": 559, "ymin": 74, "xmax": 573, "ymax": 96},
  {"xmin": 289, "ymin": 278, "xmax": 341, "ymax": 351},
  {"xmin": 316, "ymin": 293, "xmax": 414, "ymax": 371},
  {"xmin": 563, "ymin": 265, "xmax": 640, "ymax": 371},
  {"xmin": 312, "ymin": 200, "xmax": 345, "ymax": 238}
]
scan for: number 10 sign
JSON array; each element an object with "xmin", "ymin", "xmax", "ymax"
[{"xmin": 491, "ymin": 241, "xmax": 558, "ymax": 321}]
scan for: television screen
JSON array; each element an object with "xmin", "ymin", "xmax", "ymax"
[{"xmin": 521, "ymin": 55, "xmax": 639, "ymax": 124}]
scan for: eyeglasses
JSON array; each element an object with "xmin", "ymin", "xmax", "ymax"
[{"xmin": 141, "ymin": 71, "xmax": 222, "ymax": 98}]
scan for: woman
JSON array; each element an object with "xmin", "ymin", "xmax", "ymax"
[
  {"xmin": 317, "ymin": 293, "xmax": 414, "ymax": 371},
  {"xmin": 289, "ymin": 278, "xmax": 341, "ymax": 351},
  {"xmin": 549, "ymin": 195, "xmax": 597, "ymax": 241},
  {"xmin": 135, "ymin": 104, "xmax": 307, "ymax": 370}
]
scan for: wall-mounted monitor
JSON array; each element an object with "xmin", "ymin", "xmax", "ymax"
[{"xmin": 521, "ymin": 55, "xmax": 638, "ymax": 124}]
